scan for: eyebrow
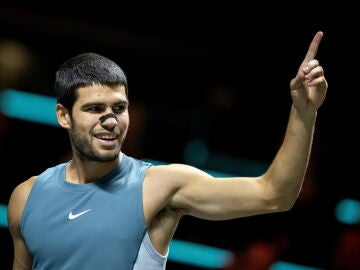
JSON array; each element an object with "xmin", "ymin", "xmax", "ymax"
[{"xmin": 80, "ymin": 100, "xmax": 129, "ymax": 109}]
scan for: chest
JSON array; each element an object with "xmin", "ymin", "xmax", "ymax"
[{"xmin": 22, "ymin": 185, "xmax": 146, "ymax": 260}]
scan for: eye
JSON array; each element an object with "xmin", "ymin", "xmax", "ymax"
[
  {"xmin": 113, "ymin": 105, "xmax": 127, "ymax": 113},
  {"xmin": 86, "ymin": 106, "xmax": 102, "ymax": 113}
]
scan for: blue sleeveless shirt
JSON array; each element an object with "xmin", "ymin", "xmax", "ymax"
[{"xmin": 21, "ymin": 153, "xmax": 151, "ymax": 270}]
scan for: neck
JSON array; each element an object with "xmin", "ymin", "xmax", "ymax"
[{"xmin": 66, "ymin": 153, "xmax": 122, "ymax": 184}]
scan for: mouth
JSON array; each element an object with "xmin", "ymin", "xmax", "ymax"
[
  {"xmin": 94, "ymin": 132, "xmax": 119, "ymax": 148},
  {"xmin": 94, "ymin": 133, "xmax": 118, "ymax": 140}
]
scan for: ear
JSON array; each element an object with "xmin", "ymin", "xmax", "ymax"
[{"xmin": 56, "ymin": 103, "xmax": 71, "ymax": 129}]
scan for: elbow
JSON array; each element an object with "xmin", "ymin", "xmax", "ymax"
[
  {"xmin": 278, "ymin": 201, "xmax": 295, "ymax": 212},
  {"xmin": 275, "ymin": 192, "xmax": 300, "ymax": 212},
  {"xmin": 260, "ymin": 175, "xmax": 303, "ymax": 213}
]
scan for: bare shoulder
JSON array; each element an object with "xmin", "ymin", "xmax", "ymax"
[
  {"xmin": 144, "ymin": 163, "xmax": 213, "ymax": 195},
  {"xmin": 143, "ymin": 164, "xmax": 212, "ymax": 218},
  {"xmin": 9, "ymin": 176, "xmax": 37, "ymax": 204},
  {"xmin": 146, "ymin": 163, "xmax": 212, "ymax": 183},
  {"xmin": 7, "ymin": 176, "xmax": 37, "ymax": 230}
]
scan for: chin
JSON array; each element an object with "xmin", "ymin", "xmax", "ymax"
[
  {"xmin": 95, "ymin": 155, "xmax": 119, "ymax": 162},
  {"xmin": 92, "ymin": 150, "xmax": 120, "ymax": 162}
]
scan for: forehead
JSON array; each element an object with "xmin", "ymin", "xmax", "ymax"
[{"xmin": 75, "ymin": 85, "xmax": 127, "ymax": 104}]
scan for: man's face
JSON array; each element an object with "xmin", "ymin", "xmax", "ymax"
[{"xmin": 68, "ymin": 84, "xmax": 129, "ymax": 162}]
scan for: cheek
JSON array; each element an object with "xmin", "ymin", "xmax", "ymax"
[
  {"xmin": 72, "ymin": 116, "xmax": 96, "ymax": 132},
  {"xmin": 120, "ymin": 120, "xmax": 129, "ymax": 131},
  {"xmin": 119, "ymin": 114, "xmax": 130, "ymax": 127}
]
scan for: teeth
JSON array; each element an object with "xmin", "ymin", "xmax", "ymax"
[
  {"xmin": 96, "ymin": 134, "xmax": 117, "ymax": 140},
  {"xmin": 100, "ymin": 136, "xmax": 115, "ymax": 140}
]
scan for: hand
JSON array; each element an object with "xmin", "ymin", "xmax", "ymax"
[{"xmin": 290, "ymin": 31, "xmax": 328, "ymax": 115}]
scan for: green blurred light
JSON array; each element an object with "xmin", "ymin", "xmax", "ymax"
[
  {"xmin": 0, "ymin": 204, "xmax": 8, "ymax": 228},
  {"xmin": 184, "ymin": 139, "xmax": 209, "ymax": 167},
  {"xmin": 169, "ymin": 239, "xmax": 233, "ymax": 268},
  {"xmin": 0, "ymin": 89, "xmax": 58, "ymax": 126},
  {"xmin": 270, "ymin": 261, "xmax": 323, "ymax": 270},
  {"xmin": 335, "ymin": 198, "xmax": 360, "ymax": 225}
]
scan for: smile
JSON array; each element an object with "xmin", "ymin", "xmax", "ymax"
[{"xmin": 94, "ymin": 133, "xmax": 119, "ymax": 140}]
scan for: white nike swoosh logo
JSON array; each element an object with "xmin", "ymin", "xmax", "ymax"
[{"xmin": 68, "ymin": 209, "xmax": 92, "ymax": 220}]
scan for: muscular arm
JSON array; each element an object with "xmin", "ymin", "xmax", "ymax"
[
  {"xmin": 145, "ymin": 32, "xmax": 327, "ymax": 223},
  {"xmin": 8, "ymin": 177, "xmax": 36, "ymax": 270}
]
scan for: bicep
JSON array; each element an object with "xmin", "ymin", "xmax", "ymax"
[{"xmin": 172, "ymin": 172, "xmax": 276, "ymax": 220}]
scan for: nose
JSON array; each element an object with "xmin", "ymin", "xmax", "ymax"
[{"xmin": 99, "ymin": 113, "xmax": 118, "ymax": 129}]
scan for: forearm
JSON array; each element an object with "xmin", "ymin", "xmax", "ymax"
[{"xmin": 264, "ymin": 105, "xmax": 316, "ymax": 205}]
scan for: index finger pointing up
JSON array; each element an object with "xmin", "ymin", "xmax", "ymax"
[{"xmin": 303, "ymin": 31, "xmax": 324, "ymax": 63}]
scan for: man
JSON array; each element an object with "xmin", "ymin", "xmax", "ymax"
[{"xmin": 7, "ymin": 31, "xmax": 327, "ymax": 269}]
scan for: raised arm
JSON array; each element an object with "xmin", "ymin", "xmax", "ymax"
[
  {"xmin": 147, "ymin": 31, "xmax": 328, "ymax": 222},
  {"xmin": 260, "ymin": 30, "xmax": 327, "ymax": 208}
]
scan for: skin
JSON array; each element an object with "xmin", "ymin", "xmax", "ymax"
[{"xmin": 7, "ymin": 31, "xmax": 327, "ymax": 268}]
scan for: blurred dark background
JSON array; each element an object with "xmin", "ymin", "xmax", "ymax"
[{"xmin": 1, "ymin": 5, "xmax": 359, "ymax": 270}]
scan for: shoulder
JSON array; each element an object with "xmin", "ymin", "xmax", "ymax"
[
  {"xmin": 7, "ymin": 176, "xmax": 37, "ymax": 231},
  {"xmin": 11, "ymin": 176, "xmax": 38, "ymax": 197},
  {"xmin": 9, "ymin": 176, "xmax": 38, "ymax": 206},
  {"xmin": 145, "ymin": 163, "xmax": 212, "ymax": 185},
  {"xmin": 143, "ymin": 163, "xmax": 212, "ymax": 208}
]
